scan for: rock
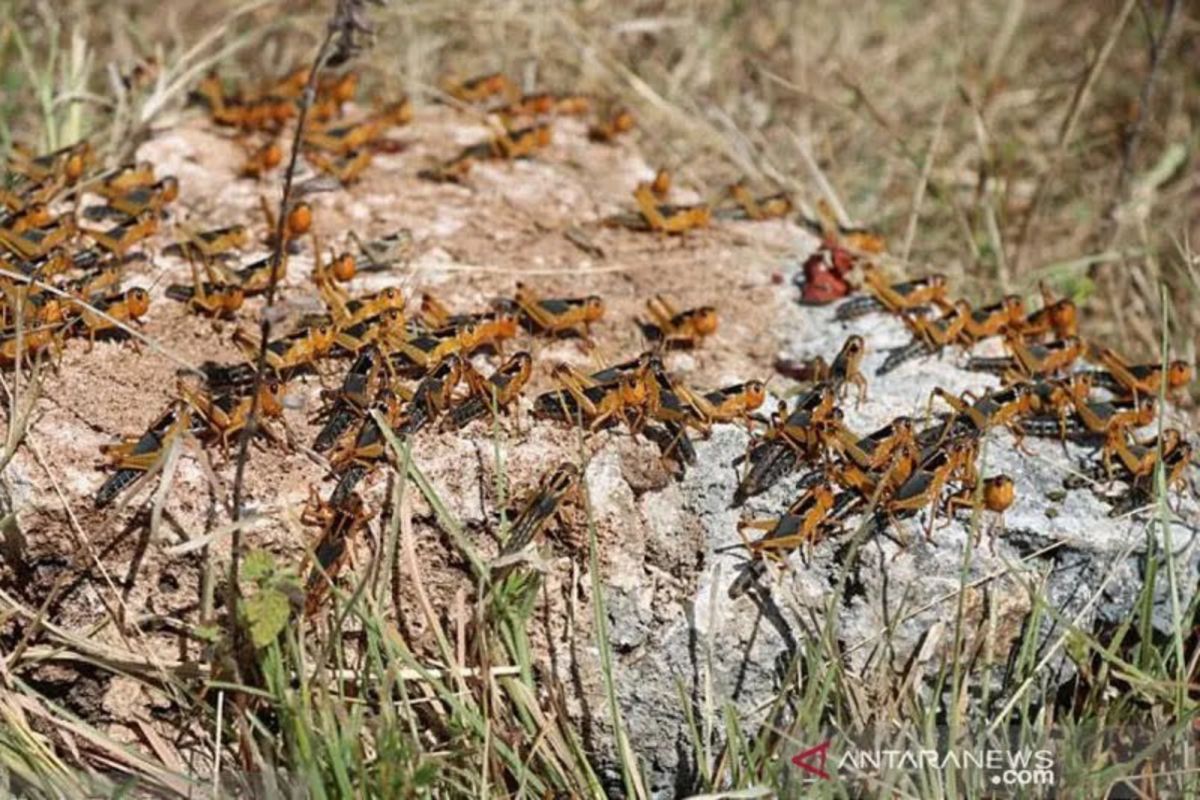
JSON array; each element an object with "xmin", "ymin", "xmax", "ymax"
[
  {"xmin": 585, "ymin": 254, "xmax": 1200, "ymax": 795},
  {"xmin": 10, "ymin": 104, "xmax": 1196, "ymax": 797}
]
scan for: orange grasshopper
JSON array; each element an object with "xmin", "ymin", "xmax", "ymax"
[
  {"xmin": 240, "ymin": 140, "xmax": 283, "ymax": 179},
  {"xmin": 445, "ymin": 352, "xmax": 533, "ymax": 430},
  {"xmin": 301, "ymin": 490, "xmax": 373, "ymax": 615},
  {"xmin": 716, "ymin": 183, "xmax": 793, "ymax": 221},
  {"xmin": 177, "ymin": 377, "xmax": 286, "ymax": 456},
  {"xmin": 588, "ymin": 108, "xmax": 635, "ymax": 143},
  {"xmin": 95, "ymin": 404, "xmax": 192, "ymax": 508},
  {"xmin": 512, "ymin": 283, "xmax": 605, "ymax": 338},
  {"xmin": 442, "ymin": 72, "xmax": 517, "ymax": 105},
  {"xmin": 836, "ymin": 266, "xmax": 950, "ymax": 320},
  {"xmin": 493, "ymin": 463, "xmax": 581, "ymax": 576},
  {"xmin": 68, "ymin": 287, "xmax": 151, "ymax": 348},
  {"xmin": 729, "ymin": 482, "xmax": 841, "ymax": 598},
  {"xmin": 641, "ymin": 294, "xmax": 718, "ymax": 349}
]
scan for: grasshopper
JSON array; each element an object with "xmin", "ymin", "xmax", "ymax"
[
  {"xmin": 329, "ymin": 390, "xmax": 406, "ymax": 504},
  {"xmin": 2, "ymin": 202, "xmax": 55, "ymax": 234},
  {"xmin": 102, "ymin": 176, "xmax": 179, "ymax": 218},
  {"xmin": 0, "ymin": 326, "xmax": 62, "ymax": 368},
  {"xmin": 967, "ymin": 336, "xmax": 1084, "ymax": 382},
  {"xmin": 675, "ymin": 380, "xmax": 767, "ymax": 432},
  {"xmin": 876, "ymin": 436, "xmax": 979, "ymax": 540},
  {"xmin": 961, "ymin": 295, "xmax": 1025, "ymax": 344},
  {"xmin": 395, "ymin": 354, "xmax": 465, "ymax": 435},
  {"xmin": 535, "ymin": 359, "xmax": 653, "ymax": 432},
  {"xmin": 305, "ymin": 149, "xmax": 373, "ymax": 185},
  {"xmin": 445, "ymin": 352, "xmax": 533, "ymax": 430},
  {"xmin": 494, "ymin": 463, "xmax": 581, "ymax": 575},
  {"xmin": 95, "ymin": 162, "xmax": 158, "ymax": 200},
  {"xmin": 423, "ymin": 125, "xmax": 552, "ymax": 183},
  {"xmin": 310, "ymin": 71, "xmax": 361, "ymax": 122},
  {"xmin": 331, "ymin": 308, "xmax": 408, "ymax": 356},
  {"xmin": 512, "ymin": 283, "xmax": 605, "ymax": 338},
  {"xmin": 0, "ymin": 217, "xmax": 77, "ymax": 260},
  {"xmin": 229, "ymin": 254, "xmax": 287, "ymax": 296},
  {"xmin": 7, "ymin": 141, "xmax": 91, "ymax": 184},
  {"xmin": 877, "ymin": 302, "xmax": 970, "ymax": 376},
  {"xmin": 164, "ymin": 261, "xmax": 245, "ymax": 318},
  {"xmin": 628, "ymin": 182, "xmax": 711, "ymax": 234},
  {"xmin": 944, "ymin": 475, "xmax": 1016, "ymax": 538},
  {"xmin": 926, "ymin": 384, "xmax": 1038, "ymax": 445},
  {"xmin": 717, "ymin": 183, "xmax": 793, "ymax": 221},
  {"xmin": 1065, "ymin": 394, "xmax": 1158, "ymax": 439},
  {"xmin": 95, "ymin": 405, "xmax": 192, "ymax": 508},
  {"xmin": 499, "ymin": 92, "xmax": 591, "ymax": 120},
  {"xmin": 742, "ymin": 484, "xmax": 837, "ymax": 556},
  {"xmin": 1088, "ymin": 346, "xmax": 1192, "ymax": 399},
  {"xmin": 1099, "ymin": 441, "xmax": 1185, "ymax": 515},
  {"xmin": 178, "ymin": 377, "xmax": 286, "ymax": 455},
  {"xmin": 164, "ymin": 224, "xmax": 249, "ymax": 262},
  {"xmin": 587, "ymin": 108, "xmax": 635, "ymax": 143},
  {"xmin": 1018, "ymin": 283, "xmax": 1078, "ymax": 340},
  {"xmin": 835, "ymin": 266, "xmax": 949, "ymax": 320},
  {"xmin": 774, "ymin": 335, "xmax": 867, "ymax": 405},
  {"xmin": 489, "ymin": 124, "xmax": 553, "ymax": 160},
  {"xmin": 233, "ymin": 323, "xmax": 337, "ymax": 376},
  {"xmin": 642, "ymin": 294, "xmax": 718, "ymax": 348},
  {"xmin": 313, "ymin": 349, "xmax": 382, "ymax": 452},
  {"xmin": 83, "ymin": 212, "xmax": 158, "ymax": 257},
  {"xmin": 733, "ymin": 384, "xmax": 838, "ymax": 503},
  {"xmin": 301, "ymin": 490, "xmax": 372, "ymax": 615},
  {"xmin": 442, "ymin": 72, "xmax": 517, "ymax": 105},
  {"xmin": 729, "ymin": 482, "xmax": 844, "ymax": 598},
  {"xmin": 240, "ymin": 141, "xmax": 283, "ymax": 179},
  {"xmin": 304, "ymin": 99, "xmax": 412, "ymax": 154},
  {"xmin": 390, "ymin": 325, "xmax": 465, "ymax": 371},
  {"xmin": 825, "ymin": 415, "xmax": 920, "ymax": 474},
  {"xmin": 69, "ymin": 287, "xmax": 151, "ymax": 347},
  {"xmin": 1097, "ymin": 428, "xmax": 1184, "ymax": 484}
]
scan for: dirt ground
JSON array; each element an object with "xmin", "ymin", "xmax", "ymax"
[{"xmin": 2, "ymin": 102, "xmax": 809, "ymax": 759}]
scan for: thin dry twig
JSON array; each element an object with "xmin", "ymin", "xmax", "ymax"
[
  {"xmin": 229, "ymin": 0, "xmax": 383, "ymax": 591},
  {"xmin": 1012, "ymin": 0, "xmax": 1138, "ymax": 271},
  {"xmin": 1098, "ymin": 0, "xmax": 1179, "ymax": 259}
]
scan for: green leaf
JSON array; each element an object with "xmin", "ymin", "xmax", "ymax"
[
  {"xmin": 194, "ymin": 624, "xmax": 221, "ymax": 644},
  {"xmin": 242, "ymin": 550, "xmax": 277, "ymax": 583},
  {"xmin": 243, "ymin": 588, "xmax": 290, "ymax": 649}
]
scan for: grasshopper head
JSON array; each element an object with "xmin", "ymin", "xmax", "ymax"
[
  {"xmin": 260, "ymin": 141, "xmax": 283, "ymax": 170},
  {"xmin": 158, "ymin": 176, "xmax": 180, "ymax": 204},
  {"xmin": 1049, "ymin": 300, "xmax": 1078, "ymax": 337},
  {"xmin": 742, "ymin": 380, "xmax": 767, "ymax": 411},
  {"xmin": 331, "ymin": 253, "xmax": 357, "ymax": 283},
  {"xmin": 583, "ymin": 295, "xmax": 605, "ymax": 322},
  {"xmin": 1167, "ymin": 361, "xmax": 1193, "ymax": 390},
  {"xmin": 287, "ymin": 202, "xmax": 313, "ymax": 238},
  {"xmin": 311, "ymin": 324, "xmax": 337, "ymax": 353},
  {"xmin": 64, "ymin": 142, "xmax": 92, "ymax": 182},
  {"xmin": 692, "ymin": 306, "xmax": 719, "ymax": 336},
  {"xmin": 219, "ymin": 285, "xmax": 245, "ymax": 314},
  {"xmin": 126, "ymin": 287, "xmax": 151, "ymax": 319},
  {"xmin": 1002, "ymin": 294, "xmax": 1026, "ymax": 323},
  {"xmin": 983, "ymin": 475, "xmax": 1016, "ymax": 513},
  {"xmin": 260, "ymin": 379, "xmax": 286, "ymax": 417}
]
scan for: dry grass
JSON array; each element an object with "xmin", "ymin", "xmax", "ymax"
[
  {"xmin": 7, "ymin": 0, "xmax": 1195, "ymax": 365},
  {"xmin": 2, "ymin": 0, "xmax": 1198, "ymax": 796}
]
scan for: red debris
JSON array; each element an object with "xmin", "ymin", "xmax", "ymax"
[{"xmin": 798, "ymin": 243, "xmax": 855, "ymax": 304}]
